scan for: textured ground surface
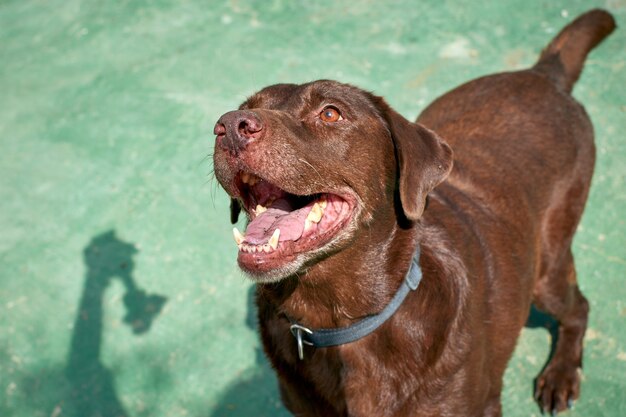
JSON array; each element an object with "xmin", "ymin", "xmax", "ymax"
[{"xmin": 1, "ymin": 1, "xmax": 624, "ymax": 416}]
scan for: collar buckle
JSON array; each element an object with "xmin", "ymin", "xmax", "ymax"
[{"xmin": 290, "ymin": 324, "xmax": 313, "ymax": 360}]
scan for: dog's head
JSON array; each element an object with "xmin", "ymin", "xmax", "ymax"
[{"xmin": 213, "ymin": 80, "xmax": 452, "ymax": 282}]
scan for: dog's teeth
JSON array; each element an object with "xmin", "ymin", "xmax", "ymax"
[
  {"xmin": 262, "ymin": 244, "xmax": 271, "ymax": 253},
  {"xmin": 319, "ymin": 197, "xmax": 328, "ymax": 209},
  {"xmin": 233, "ymin": 227, "xmax": 245, "ymax": 245},
  {"xmin": 255, "ymin": 204, "xmax": 267, "ymax": 215},
  {"xmin": 268, "ymin": 229, "xmax": 280, "ymax": 250},
  {"xmin": 304, "ymin": 202, "xmax": 325, "ymax": 231},
  {"xmin": 242, "ymin": 173, "xmax": 259, "ymax": 186},
  {"xmin": 307, "ymin": 202, "xmax": 324, "ymax": 224}
]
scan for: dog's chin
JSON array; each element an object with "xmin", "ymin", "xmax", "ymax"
[{"xmin": 238, "ymin": 255, "xmax": 306, "ymax": 284}]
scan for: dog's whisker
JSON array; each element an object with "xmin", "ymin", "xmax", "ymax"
[{"xmin": 297, "ymin": 158, "xmax": 324, "ymax": 184}]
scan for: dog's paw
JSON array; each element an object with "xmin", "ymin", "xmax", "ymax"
[{"xmin": 534, "ymin": 362, "xmax": 581, "ymax": 415}]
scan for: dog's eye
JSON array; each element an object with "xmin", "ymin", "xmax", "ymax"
[{"xmin": 319, "ymin": 106, "xmax": 343, "ymax": 123}]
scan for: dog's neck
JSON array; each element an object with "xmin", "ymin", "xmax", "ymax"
[
  {"xmin": 259, "ymin": 220, "xmax": 420, "ymax": 330},
  {"xmin": 257, "ymin": 206, "xmax": 471, "ymax": 393}
]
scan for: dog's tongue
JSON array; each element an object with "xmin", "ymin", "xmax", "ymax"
[{"xmin": 244, "ymin": 199, "xmax": 308, "ymax": 245}]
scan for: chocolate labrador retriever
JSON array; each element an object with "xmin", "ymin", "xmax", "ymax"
[{"xmin": 212, "ymin": 9, "xmax": 615, "ymax": 417}]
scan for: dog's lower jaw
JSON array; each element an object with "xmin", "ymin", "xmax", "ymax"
[{"xmin": 239, "ymin": 202, "xmax": 364, "ymax": 283}]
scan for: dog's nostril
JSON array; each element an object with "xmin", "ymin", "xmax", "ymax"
[
  {"xmin": 214, "ymin": 111, "xmax": 263, "ymax": 154},
  {"xmin": 238, "ymin": 120, "xmax": 248, "ymax": 135},
  {"xmin": 214, "ymin": 123, "xmax": 226, "ymax": 137},
  {"xmin": 238, "ymin": 118, "xmax": 263, "ymax": 138}
]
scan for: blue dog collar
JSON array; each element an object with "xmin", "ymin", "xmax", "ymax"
[{"xmin": 289, "ymin": 247, "xmax": 423, "ymax": 360}]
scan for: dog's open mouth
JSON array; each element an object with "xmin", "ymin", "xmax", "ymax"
[{"xmin": 232, "ymin": 172, "xmax": 354, "ymax": 273}]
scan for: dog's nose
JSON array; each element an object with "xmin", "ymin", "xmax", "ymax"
[{"xmin": 214, "ymin": 110, "xmax": 264, "ymax": 155}]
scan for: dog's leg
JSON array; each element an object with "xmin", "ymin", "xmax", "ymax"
[
  {"xmin": 530, "ymin": 171, "xmax": 594, "ymax": 415},
  {"xmin": 532, "ymin": 246, "xmax": 589, "ymax": 415},
  {"xmin": 530, "ymin": 14, "xmax": 611, "ymax": 412},
  {"xmin": 483, "ymin": 396, "xmax": 503, "ymax": 417}
]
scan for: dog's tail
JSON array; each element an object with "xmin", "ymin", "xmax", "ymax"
[{"xmin": 533, "ymin": 9, "xmax": 616, "ymax": 93}]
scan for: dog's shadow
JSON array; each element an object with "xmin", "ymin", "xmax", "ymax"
[{"xmin": 208, "ymin": 286, "xmax": 290, "ymax": 417}]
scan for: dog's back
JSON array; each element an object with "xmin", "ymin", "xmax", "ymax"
[
  {"xmin": 417, "ymin": 10, "xmax": 616, "ymax": 261},
  {"xmin": 417, "ymin": 9, "xmax": 615, "ymax": 415},
  {"xmin": 419, "ymin": 10, "xmax": 616, "ymax": 214}
]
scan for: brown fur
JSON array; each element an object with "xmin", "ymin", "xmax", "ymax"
[{"xmin": 213, "ymin": 10, "xmax": 615, "ymax": 417}]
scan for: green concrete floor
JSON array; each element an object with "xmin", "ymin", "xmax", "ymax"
[{"xmin": 0, "ymin": 1, "xmax": 624, "ymax": 416}]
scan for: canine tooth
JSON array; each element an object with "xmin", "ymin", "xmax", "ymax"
[
  {"xmin": 233, "ymin": 227, "xmax": 245, "ymax": 245},
  {"xmin": 268, "ymin": 229, "xmax": 280, "ymax": 250},
  {"xmin": 255, "ymin": 204, "xmax": 267, "ymax": 215},
  {"xmin": 241, "ymin": 172, "xmax": 250, "ymax": 184},
  {"xmin": 319, "ymin": 198, "xmax": 327, "ymax": 209}
]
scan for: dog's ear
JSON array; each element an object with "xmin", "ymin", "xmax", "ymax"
[
  {"xmin": 384, "ymin": 107, "xmax": 453, "ymax": 221},
  {"xmin": 230, "ymin": 198, "xmax": 241, "ymax": 224}
]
